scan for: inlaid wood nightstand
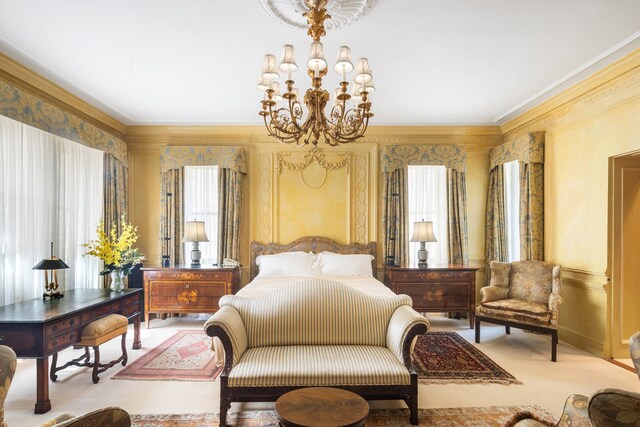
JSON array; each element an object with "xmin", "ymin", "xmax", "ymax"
[
  {"xmin": 384, "ymin": 265, "xmax": 479, "ymax": 328},
  {"xmin": 141, "ymin": 266, "xmax": 239, "ymax": 328}
]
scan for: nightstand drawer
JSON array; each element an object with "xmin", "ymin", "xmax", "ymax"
[
  {"xmin": 148, "ymin": 271, "xmax": 230, "ymax": 281},
  {"xmin": 397, "ymin": 282, "xmax": 470, "ymax": 310}
]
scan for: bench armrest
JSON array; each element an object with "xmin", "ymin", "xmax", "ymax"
[
  {"xmin": 386, "ymin": 305, "xmax": 429, "ymax": 367},
  {"xmin": 204, "ymin": 306, "xmax": 248, "ymax": 369}
]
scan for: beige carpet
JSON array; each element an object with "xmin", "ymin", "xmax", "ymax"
[{"xmin": 131, "ymin": 406, "xmax": 556, "ymax": 426}]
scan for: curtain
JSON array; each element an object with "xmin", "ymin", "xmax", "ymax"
[
  {"xmin": 407, "ymin": 166, "xmax": 448, "ymax": 265},
  {"xmin": 160, "ymin": 169, "xmax": 184, "ymax": 266},
  {"xmin": 183, "ymin": 165, "xmax": 219, "ymax": 264},
  {"xmin": 0, "ymin": 115, "xmax": 103, "ymax": 306},
  {"xmin": 382, "ymin": 169, "xmax": 407, "ymax": 266},
  {"xmin": 103, "ymin": 154, "xmax": 128, "ymax": 234},
  {"xmin": 519, "ymin": 162, "xmax": 544, "ymax": 260},
  {"xmin": 485, "ymin": 165, "xmax": 507, "ymax": 284},
  {"xmin": 217, "ymin": 168, "xmax": 243, "ymax": 265},
  {"xmin": 447, "ymin": 169, "xmax": 469, "ymax": 265}
]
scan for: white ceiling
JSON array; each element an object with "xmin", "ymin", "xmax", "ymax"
[{"xmin": 0, "ymin": 0, "xmax": 639, "ymax": 126}]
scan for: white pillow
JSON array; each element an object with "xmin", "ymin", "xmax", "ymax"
[
  {"xmin": 315, "ymin": 252, "xmax": 374, "ymax": 276},
  {"xmin": 256, "ymin": 252, "xmax": 317, "ymax": 276}
]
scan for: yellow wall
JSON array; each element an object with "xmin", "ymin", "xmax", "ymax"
[
  {"xmin": 501, "ymin": 50, "xmax": 640, "ymax": 356},
  {"xmin": 127, "ymin": 129, "xmax": 501, "ymax": 286}
]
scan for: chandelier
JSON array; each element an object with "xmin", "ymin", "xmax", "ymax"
[{"xmin": 257, "ymin": 0, "xmax": 374, "ymax": 147}]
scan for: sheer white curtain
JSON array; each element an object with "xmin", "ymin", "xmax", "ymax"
[
  {"xmin": 0, "ymin": 115, "xmax": 103, "ymax": 306},
  {"xmin": 503, "ymin": 160, "xmax": 520, "ymax": 262},
  {"xmin": 407, "ymin": 165, "xmax": 448, "ymax": 266},
  {"xmin": 183, "ymin": 165, "xmax": 219, "ymax": 265}
]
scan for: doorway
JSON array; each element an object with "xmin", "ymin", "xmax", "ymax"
[{"xmin": 609, "ymin": 152, "xmax": 640, "ymax": 359}]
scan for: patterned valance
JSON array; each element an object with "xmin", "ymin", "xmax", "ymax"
[
  {"xmin": 489, "ymin": 131, "xmax": 544, "ymax": 170},
  {"xmin": 0, "ymin": 79, "xmax": 127, "ymax": 164},
  {"xmin": 380, "ymin": 145, "xmax": 466, "ymax": 173},
  {"xmin": 160, "ymin": 146, "xmax": 247, "ymax": 173}
]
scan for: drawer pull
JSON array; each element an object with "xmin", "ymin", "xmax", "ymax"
[
  {"xmin": 52, "ymin": 325, "xmax": 58, "ymax": 332},
  {"xmin": 185, "ymin": 284, "xmax": 190, "ymax": 289}
]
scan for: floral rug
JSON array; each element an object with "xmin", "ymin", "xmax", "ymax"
[
  {"xmin": 413, "ymin": 331, "xmax": 521, "ymax": 385},
  {"xmin": 131, "ymin": 406, "xmax": 555, "ymax": 426},
  {"xmin": 112, "ymin": 330, "xmax": 221, "ymax": 381}
]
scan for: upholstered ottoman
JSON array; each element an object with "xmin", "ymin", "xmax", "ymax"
[{"xmin": 51, "ymin": 314, "xmax": 128, "ymax": 383}]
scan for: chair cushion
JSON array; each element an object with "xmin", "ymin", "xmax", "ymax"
[
  {"xmin": 509, "ymin": 261, "xmax": 556, "ymax": 305},
  {"xmin": 228, "ymin": 345, "xmax": 410, "ymax": 387},
  {"xmin": 478, "ymin": 298, "xmax": 552, "ymax": 326},
  {"xmin": 79, "ymin": 314, "xmax": 128, "ymax": 346}
]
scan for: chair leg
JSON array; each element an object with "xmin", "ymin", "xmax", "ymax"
[
  {"xmin": 505, "ymin": 326, "xmax": 511, "ymax": 335},
  {"xmin": 50, "ymin": 353, "xmax": 58, "ymax": 382},
  {"xmin": 409, "ymin": 374, "xmax": 419, "ymax": 425},
  {"xmin": 121, "ymin": 332, "xmax": 128, "ymax": 366},
  {"xmin": 551, "ymin": 331, "xmax": 558, "ymax": 362},
  {"xmin": 92, "ymin": 346, "xmax": 100, "ymax": 384},
  {"xmin": 475, "ymin": 318, "xmax": 481, "ymax": 343}
]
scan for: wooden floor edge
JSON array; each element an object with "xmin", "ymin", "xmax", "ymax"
[{"xmin": 606, "ymin": 358, "xmax": 637, "ymax": 373}]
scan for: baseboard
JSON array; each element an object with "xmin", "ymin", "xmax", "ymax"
[{"xmin": 559, "ymin": 325, "xmax": 604, "ymax": 357}]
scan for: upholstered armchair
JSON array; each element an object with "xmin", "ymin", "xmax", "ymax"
[
  {"xmin": 40, "ymin": 407, "xmax": 131, "ymax": 427},
  {"xmin": 507, "ymin": 388, "xmax": 640, "ymax": 427},
  {"xmin": 0, "ymin": 346, "xmax": 17, "ymax": 427},
  {"xmin": 631, "ymin": 331, "xmax": 640, "ymax": 379},
  {"xmin": 475, "ymin": 260, "xmax": 562, "ymax": 361}
]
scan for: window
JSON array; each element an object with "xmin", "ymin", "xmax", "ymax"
[
  {"xmin": 0, "ymin": 115, "xmax": 103, "ymax": 306},
  {"xmin": 503, "ymin": 160, "xmax": 520, "ymax": 262},
  {"xmin": 407, "ymin": 165, "xmax": 448, "ymax": 266},
  {"xmin": 183, "ymin": 165, "xmax": 219, "ymax": 265}
]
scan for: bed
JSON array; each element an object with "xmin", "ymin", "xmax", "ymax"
[{"xmin": 205, "ymin": 236, "xmax": 429, "ymax": 425}]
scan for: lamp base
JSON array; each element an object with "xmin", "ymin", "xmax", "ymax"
[
  {"xmin": 161, "ymin": 255, "xmax": 171, "ymax": 268},
  {"xmin": 190, "ymin": 242, "xmax": 202, "ymax": 268},
  {"xmin": 417, "ymin": 244, "xmax": 429, "ymax": 269},
  {"xmin": 43, "ymin": 291, "xmax": 63, "ymax": 300}
]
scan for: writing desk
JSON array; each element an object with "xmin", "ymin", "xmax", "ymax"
[{"xmin": 0, "ymin": 288, "xmax": 142, "ymax": 413}]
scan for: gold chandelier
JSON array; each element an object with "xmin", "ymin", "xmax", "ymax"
[{"xmin": 257, "ymin": 0, "xmax": 374, "ymax": 147}]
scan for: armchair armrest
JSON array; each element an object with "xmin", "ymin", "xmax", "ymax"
[
  {"xmin": 204, "ymin": 306, "xmax": 248, "ymax": 368},
  {"xmin": 43, "ymin": 407, "xmax": 131, "ymax": 427},
  {"xmin": 589, "ymin": 388, "xmax": 640, "ymax": 425},
  {"xmin": 386, "ymin": 305, "xmax": 429, "ymax": 367},
  {"xmin": 480, "ymin": 286, "xmax": 509, "ymax": 303}
]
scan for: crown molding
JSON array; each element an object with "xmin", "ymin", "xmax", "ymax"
[
  {"xmin": 501, "ymin": 48, "xmax": 640, "ymax": 136},
  {"xmin": 0, "ymin": 52, "xmax": 127, "ymax": 138},
  {"xmin": 125, "ymin": 125, "xmax": 503, "ymax": 154}
]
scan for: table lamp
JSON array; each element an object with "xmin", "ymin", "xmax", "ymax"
[
  {"xmin": 32, "ymin": 242, "xmax": 69, "ymax": 299},
  {"xmin": 183, "ymin": 220, "xmax": 209, "ymax": 267},
  {"xmin": 410, "ymin": 220, "xmax": 437, "ymax": 268}
]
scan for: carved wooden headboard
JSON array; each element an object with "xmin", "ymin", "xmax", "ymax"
[{"xmin": 250, "ymin": 236, "xmax": 377, "ymax": 281}]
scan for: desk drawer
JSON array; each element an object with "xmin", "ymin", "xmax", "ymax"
[
  {"xmin": 45, "ymin": 315, "xmax": 81, "ymax": 338},
  {"xmin": 46, "ymin": 330, "xmax": 80, "ymax": 353}
]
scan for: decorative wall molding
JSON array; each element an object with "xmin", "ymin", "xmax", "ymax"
[
  {"xmin": 558, "ymin": 325, "xmax": 605, "ymax": 356},
  {"xmin": 354, "ymin": 152, "xmax": 368, "ymax": 243},
  {"xmin": 258, "ymin": 0, "xmax": 377, "ymax": 30},
  {"xmin": 502, "ymin": 49, "xmax": 640, "ymax": 139},
  {"xmin": 258, "ymin": 152, "xmax": 274, "ymax": 243},
  {"xmin": 276, "ymin": 147, "xmax": 351, "ymax": 174}
]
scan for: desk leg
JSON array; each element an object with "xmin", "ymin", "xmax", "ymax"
[
  {"xmin": 133, "ymin": 313, "xmax": 142, "ymax": 349},
  {"xmin": 34, "ymin": 358, "xmax": 51, "ymax": 414}
]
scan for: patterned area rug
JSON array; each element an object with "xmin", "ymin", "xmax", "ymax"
[
  {"xmin": 413, "ymin": 332, "xmax": 521, "ymax": 385},
  {"xmin": 112, "ymin": 330, "xmax": 221, "ymax": 381},
  {"xmin": 131, "ymin": 406, "xmax": 555, "ymax": 426}
]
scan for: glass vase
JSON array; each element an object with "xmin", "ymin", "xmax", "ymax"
[{"xmin": 109, "ymin": 269, "xmax": 125, "ymax": 292}]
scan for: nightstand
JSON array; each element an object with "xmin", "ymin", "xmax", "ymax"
[
  {"xmin": 384, "ymin": 265, "xmax": 479, "ymax": 328},
  {"xmin": 141, "ymin": 266, "xmax": 239, "ymax": 328}
]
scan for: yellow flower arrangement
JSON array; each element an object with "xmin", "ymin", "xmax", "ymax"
[{"xmin": 83, "ymin": 215, "xmax": 145, "ymax": 275}]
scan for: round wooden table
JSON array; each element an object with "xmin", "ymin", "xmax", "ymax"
[{"xmin": 275, "ymin": 387, "xmax": 369, "ymax": 427}]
